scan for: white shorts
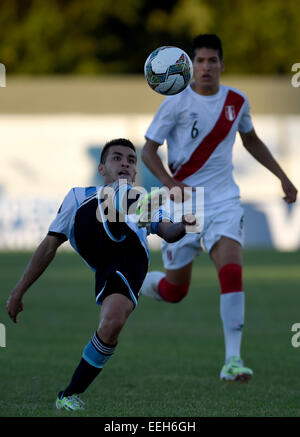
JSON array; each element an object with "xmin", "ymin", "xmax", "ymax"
[{"xmin": 161, "ymin": 200, "xmax": 245, "ymax": 270}]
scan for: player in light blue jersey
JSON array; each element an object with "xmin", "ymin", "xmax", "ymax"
[{"xmin": 6, "ymin": 138, "xmax": 194, "ymax": 411}]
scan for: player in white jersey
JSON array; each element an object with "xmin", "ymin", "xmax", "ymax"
[
  {"xmin": 6, "ymin": 138, "xmax": 194, "ymax": 411},
  {"xmin": 140, "ymin": 34, "xmax": 298, "ymax": 382}
]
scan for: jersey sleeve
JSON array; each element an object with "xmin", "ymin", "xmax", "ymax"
[
  {"xmin": 145, "ymin": 97, "xmax": 177, "ymax": 145},
  {"xmin": 48, "ymin": 188, "xmax": 77, "ymax": 241},
  {"xmin": 238, "ymin": 96, "xmax": 253, "ymax": 133},
  {"xmin": 105, "ymin": 181, "xmax": 138, "ymax": 215}
]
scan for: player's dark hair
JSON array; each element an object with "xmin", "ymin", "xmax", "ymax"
[
  {"xmin": 192, "ymin": 34, "xmax": 223, "ymax": 60},
  {"xmin": 100, "ymin": 138, "xmax": 136, "ymax": 164}
]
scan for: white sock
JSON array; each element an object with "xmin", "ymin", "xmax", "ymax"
[
  {"xmin": 140, "ymin": 271, "xmax": 165, "ymax": 301},
  {"xmin": 220, "ymin": 291, "xmax": 245, "ymax": 362}
]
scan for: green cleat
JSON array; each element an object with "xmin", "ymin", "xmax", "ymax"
[
  {"xmin": 136, "ymin": 188, "xmax": 167, "ymax": 229},
  {"xmin": 56, "ymin": 393, "xmax": 85, "ymax": 411},
  {"xmin": 220, "ymin": 356, "xmax": 253, "ymax": 382}
]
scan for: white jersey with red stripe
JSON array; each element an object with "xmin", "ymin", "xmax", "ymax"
[{"xmin": 145, "ymin": 84, "xmax": 253, "ymax": 207}]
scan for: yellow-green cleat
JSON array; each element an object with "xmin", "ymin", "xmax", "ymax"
[
  {"xmin": 56, "ymin": 393, "xmax": 85, "ymax": 411},
  {"xmin": 220, "ymin": 356, "xmax": 253, "ymax": 382},
  {"xmin": 136, "ymin": 188, "xmax": 167, "ymax": 229}
]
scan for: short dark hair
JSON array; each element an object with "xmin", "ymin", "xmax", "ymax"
[
  {"xmin": 192, "ymin": 34, "xmax": 223, "ymax": 60},
  {"xmin": 100, "ymin": 138, "xmax": 136, "ymax": 164}
]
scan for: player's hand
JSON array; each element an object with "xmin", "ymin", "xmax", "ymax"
[
  {"xmin": 157, "ymin": 214, "xmax": 199, "ymax": 243},
  {"xmin": 281, "ymin": 177, "xmax": 297, "ymax": 204},
  {"xmin": 163, "ymin": 177, "xmax": 195, "ymax": 203},
  {"xmin": 6, "ymin": 290, "xmax": 24, "ymax": 323},
  {"xmin": 181, "ymin": 214, "xmax": 200, "ymax": 233}
]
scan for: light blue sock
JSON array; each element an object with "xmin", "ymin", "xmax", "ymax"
[{"xmin": 82, "ymin": 332, "xmax": 117, "ymax": 368}]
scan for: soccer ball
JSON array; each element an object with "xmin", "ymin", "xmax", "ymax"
[{"xmin": 144, "ymin": 46, "xmax": 193, "ymax": 96}]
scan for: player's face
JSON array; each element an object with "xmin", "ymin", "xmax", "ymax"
[
  {"xmin": 192, "ymin": 47, "xmax": 224, "ymax": 95},
  {"xmin": 98, "ymin": 145, "xmax": 137, "ymax": 184}
]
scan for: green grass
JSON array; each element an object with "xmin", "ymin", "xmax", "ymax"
[{"xmin": 1, "ymin": 249, "xmax": 300, "ymax": 417}]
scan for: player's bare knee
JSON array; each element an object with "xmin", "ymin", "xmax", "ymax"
[{"xmin": 98, "ymin": 314, "xmax": 126, "ymax": 343}]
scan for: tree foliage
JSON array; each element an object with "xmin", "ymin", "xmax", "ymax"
[{"xmin": 0, "ymin": 0, "xmax": 298, "ymax": 74}]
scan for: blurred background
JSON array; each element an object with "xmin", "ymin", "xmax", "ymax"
[{"xmin": 0, "ymin": 0, "xmax": 299, "ymax": 251}]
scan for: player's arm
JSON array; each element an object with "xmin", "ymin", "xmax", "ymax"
[
  {"xmin": 6, "ymin": 234, "xmax": 64, "ymax": 323},
  {"xmin": 142, "ymin": 139, "xmax": 172, "ymax": 187},
  {"xmin": 142, "ymin": 139, "xmax": 192, "ymax": 200},
  {"xmin": 157, "ymin": 220, "xmax": 185, "ymax": 243},
  {"xmin": 156, "ymin": 215, "xmax": 197, "ymax": 243},
  {"xmin": 240, "ymin": 128, "xmax": 297, "ymax": 203}
]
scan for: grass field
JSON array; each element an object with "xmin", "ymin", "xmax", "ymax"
[{"xmin": 1, "ymin": 249, "xmax": 300, "ymax": 417}]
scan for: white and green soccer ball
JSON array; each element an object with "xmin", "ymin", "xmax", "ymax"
[{"xmin": 144, "ymin": 46, "xmax": 193, "ymax": 96}]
